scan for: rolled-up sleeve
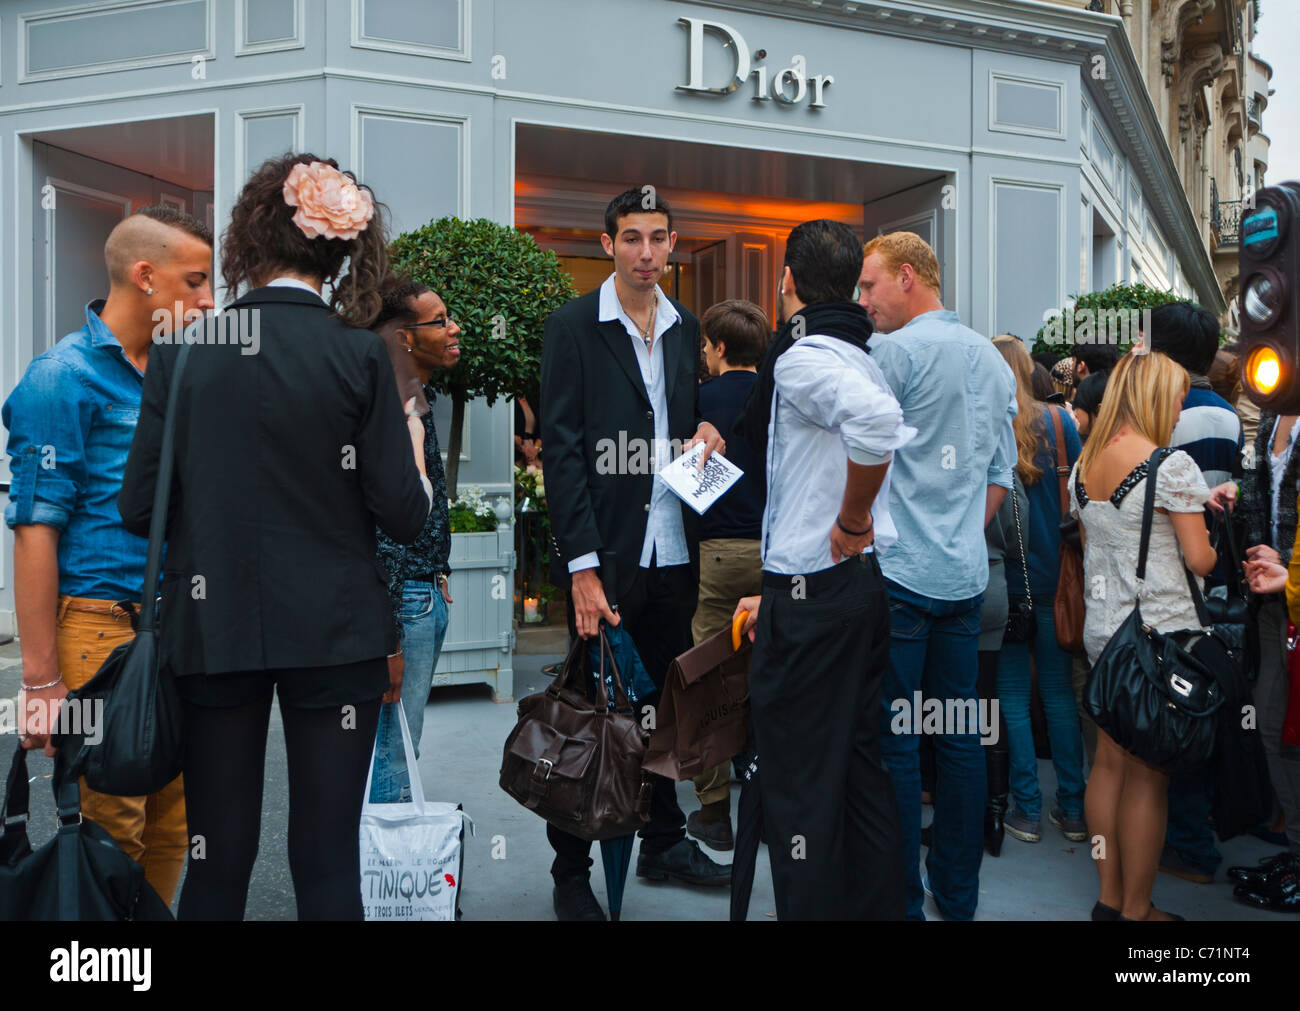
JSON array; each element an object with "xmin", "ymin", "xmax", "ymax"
[
  {"xmin": 2, "ymin": 358, "xmax": 90, "ymax": 530},
  {"xmin": 987, "ymin": 382, "xmax": 1018, "ymax": 492},
  {"xmin": 775, "ymin": 340, "xmax": 917, "ymax": 462}
]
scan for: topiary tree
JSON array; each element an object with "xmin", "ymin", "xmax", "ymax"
[
  {"xmin": 1034, "ymin": 281, "xmax": 1185, "ymax": 355},
  {"xmin": 389, "ymin": 217, "xmax": 578, "ymax": 498}
]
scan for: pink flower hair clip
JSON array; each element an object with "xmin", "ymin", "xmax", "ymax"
[{"xmin": 282, "ymin": 161, "xmax": 375, "ymax": 241}]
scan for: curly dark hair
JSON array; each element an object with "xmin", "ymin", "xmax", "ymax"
[{"xmin": 221, "ymin": 153, "xmax": 390, "ymax": 328}]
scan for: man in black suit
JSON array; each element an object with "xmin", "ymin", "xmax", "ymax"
[{"xmin": 540, "ymin": 187, "xmax": 731, "ymax": 920}]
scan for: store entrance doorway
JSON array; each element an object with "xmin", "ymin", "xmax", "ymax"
[{"xmin": 514, "ymin": 123, "xmax": 951, "ymax": 328}]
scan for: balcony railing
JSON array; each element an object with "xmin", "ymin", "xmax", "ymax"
[{"xmin": 1213, "ymin": 199, "xmax": 1243, "ymax": 247}]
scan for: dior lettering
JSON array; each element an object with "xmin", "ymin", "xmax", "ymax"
[{"xmin": 676, "ymin": 17, "xmax": 832, "ymax": 108}]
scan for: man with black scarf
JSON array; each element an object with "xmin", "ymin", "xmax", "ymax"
[{"xmin": 732, "ymin": 219, "xmax": 914, "ymax": 919}]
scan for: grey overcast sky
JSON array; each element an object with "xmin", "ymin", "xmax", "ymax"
[{"xmin": 1253, "ymin": 1, "xmax": 1299, "ymax": 185}]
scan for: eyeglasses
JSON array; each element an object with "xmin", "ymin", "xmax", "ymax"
[{"xmin": 407, "ymin": 315, "xmax": 454, "ymax": 330}]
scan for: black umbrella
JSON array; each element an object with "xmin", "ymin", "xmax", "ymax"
[{"xmin": 729, "ymin": 739, "xmax": 761, "ymax": 922}]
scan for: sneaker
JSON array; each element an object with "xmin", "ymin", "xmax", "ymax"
[
  {"xmin": 1158, "ymin": 847, "xmax": 1215, "ymax": 884},
  {"xmin": 1049, "ymin": 807, "xmax": 1088, "ymax": 842},
  {"xmin": 1004, "ymin": 809, "xmax": 1041, "ymax": 843}
]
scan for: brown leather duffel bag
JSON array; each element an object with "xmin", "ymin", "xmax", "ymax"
[
  {"xmin": 499, "ymin": 628, "xmax": 652, "ymax": 841},
  {"xmin": 643, "ymin": 620, "xmax": 750, "ymax": 781}
]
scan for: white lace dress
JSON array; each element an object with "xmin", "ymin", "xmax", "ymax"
[{"xmin": 1069, "ymin": 450, "xmax": 1211, "ymax": 664}]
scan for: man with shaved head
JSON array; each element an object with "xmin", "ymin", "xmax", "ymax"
[{"xmin": 3, "ymin": 204, "xmax": 213, "ymax": 905}]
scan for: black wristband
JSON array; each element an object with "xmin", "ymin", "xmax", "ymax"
[{"xmin": 836, "ymin": 515, "xmax": 873, "ymax": 537}]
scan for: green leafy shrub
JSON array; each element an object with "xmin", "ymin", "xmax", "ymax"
[
  {"xmin": 389, "ymin": 217, "xmax": 578, "ymax": 497},
  {"xmin": 1033, "ymin": 282, "xmax": 1184, "ymax": 355}
]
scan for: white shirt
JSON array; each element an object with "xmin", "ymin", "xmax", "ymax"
[
  {"xmin": 761, "ymin": 334, "xmax": 916, "ymax": 576},
  {"xmin": 567, "ymin": 275, "xmax": 689, "ymax": 573}
]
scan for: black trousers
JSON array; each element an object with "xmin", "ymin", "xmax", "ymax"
[
  {"xmin": 749, "ymin": 554, "xmax": 905, "ymax": 920},
  {"xmin": 176, "ymin": 665, "xmax": 384, "ymax": 920},
  {"xmin": 548, "ymin": 562, "xmax": 697, "ymax": 881}
]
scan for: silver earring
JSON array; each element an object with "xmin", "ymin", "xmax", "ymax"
[{"xmin": 146, "ymin": 287, "xmax": 154, "ymax": 295}]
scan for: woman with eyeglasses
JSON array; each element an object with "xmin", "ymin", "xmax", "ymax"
[
  {"xmin": 119, "ymin": 154, "xmax": 432, "ymax": 920},
  {"xmin": 368, "ymin": 276, "xmax": 461, "ymax": 806}
]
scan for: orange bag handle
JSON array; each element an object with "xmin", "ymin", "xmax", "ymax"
[{"xmin": 731, "ymin": 610, "xmax": 749, "ymax": 652}]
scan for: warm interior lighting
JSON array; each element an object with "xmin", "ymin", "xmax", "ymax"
[{"xmin": 1247, "ymin": 346, "xmax": 1282, "ymax": 395}]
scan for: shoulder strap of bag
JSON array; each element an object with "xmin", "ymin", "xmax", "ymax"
[
  {"xmin": 53, "ymin": 754, "xmax": 81, "ymax": 920},
  {"xmin": 2, "ymin": 743, "xmax": 29, "ymax": 830},
  {"xmin": 1050, "ymin": 407, "xmax": 1070, "ymax": 521},
  {"xmin": 1138, "ymin": 448, "xmax": 1213, "ymax": 627},
  {"xmin": 137, "ymin": 342, "xmax": 194, "ymax": 633},
  {"xmin": 1136, "ymin": 448, "xmax": 1168, "ymax": 584}
]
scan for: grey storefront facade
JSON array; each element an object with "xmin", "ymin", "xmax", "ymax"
[{"xmin": 0, "ymin": 0, "xmax": 1223, "ymax": 694}]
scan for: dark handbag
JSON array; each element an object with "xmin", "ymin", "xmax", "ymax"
[
  {"xmin": 1210, "ymin": 625, "xmax": 1274, "ymax": 841},
  {"xmin": 0, "ymin": 747, "xmax": 172, "ymax": 920},
  {"xmin": 1049, "ymin": 408, "xmax": 1086, "ymax": 652},
  {"xmin": 1206, "ymin": 511, "xmax": 1261, "ymax": 678},
  {"xmin": 1083, "ymin": 449, "xmax": 1231, "ymax": 775},
  {"xmin": 53, "ymin": 342, "xmax": 192, "ymax": 796},
  {"xmin": 643, "ymin": 620, "xmax": 751, "ymax": 781},
  {"xmin": 1005, "ymin": 476, "xmax": 1037, "ymax": 643},
  {"xmin": 499, "ymin": 628, "xmax": 652, "ymax": 841}
]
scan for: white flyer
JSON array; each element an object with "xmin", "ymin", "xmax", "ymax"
[{"xmin": 659, "ymin": 443, "xmax": 743, "ymax": 515}]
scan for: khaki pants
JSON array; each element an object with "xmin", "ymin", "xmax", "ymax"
[
  {"xmin": 56, "ymin": 596, "xmax": 188, "ymax": 905},
  {"xmin": 690, "ymin": 539, "xmax": 763, "ymax": 806}
]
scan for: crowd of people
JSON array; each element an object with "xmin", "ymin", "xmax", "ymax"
[{"xmin": 5, "ymin": 153, "xmax": 1298, "ymax": 921}]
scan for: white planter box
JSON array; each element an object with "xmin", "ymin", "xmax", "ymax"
[{"xmin": 434, "ymin": 527, "xmax": 515, "ymax": 702}]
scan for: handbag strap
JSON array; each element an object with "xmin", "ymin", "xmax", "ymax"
[
  {"xmin": 1049, "ymin": 407, "xmax": 1070, "ymax": 522},
  {"xmin": 1010, "ymin": 474, "xmax": 1032, "ymax": 611},
  {"xmin": 53, "ymin": 754, "xmax": 82, "ymax": 920},
  {"xmin": 137, "ymin": 341, "xmax": 194, "ymax": 633},
  {"xmin": 2, "ymin": 743, "xmax": 29, "ymax": 831},
  {"xmin": 1136, "ymin": 448, "xmax": 1213, "ymax": 628}
]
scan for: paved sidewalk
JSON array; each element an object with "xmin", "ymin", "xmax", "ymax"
[{"xmin": 1, "ymin": 641, "xmax": 1292, "ymax": 921}]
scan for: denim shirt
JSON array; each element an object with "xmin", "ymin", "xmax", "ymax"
[
  {"xmin": 868, "ymin": 310, "xmax": 1018, "ymax": 601},
  {"xmin": 3, "ymin": 301, "xmax": 149, "ymax": 600}
]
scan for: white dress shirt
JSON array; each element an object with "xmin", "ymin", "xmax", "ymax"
[
  {"xmin": 568, "ymin": 274, "xmax": 690, "ymax": 573},
  {"xmin": 761, "ymin": 334, "xmax": 916, "ymax": 576}
]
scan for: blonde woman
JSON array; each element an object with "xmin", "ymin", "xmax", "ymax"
[
  {"xmin": 990, "ymin": 336, "xmax": 1086, "ymax": 847},
  {"xmin": 1070, "ymin": 350, "xmax": 1216, "ymax": 921}
]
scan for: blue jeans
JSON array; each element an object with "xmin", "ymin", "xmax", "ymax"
[
  {"xmin": 996, "ymin": 597, "xmax": 1085, "ymax": 821},
  {"xmin": 879, "ymin": 579, "xmax": 985, "ymax": 921},
  {"xmin": 368, "ymin": 583, "xmax": 450, "ymax": 803}
]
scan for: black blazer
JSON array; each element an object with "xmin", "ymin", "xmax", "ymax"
[
  {"xmin": 539, "ymin": 288, "xmax": 703, "ymax": 600},
  {"xmin": 118, "ymin": 286, "xmax": 429, "ymax": 677}
]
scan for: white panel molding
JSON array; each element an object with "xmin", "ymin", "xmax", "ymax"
[
  {"xmin": 350, "ymin": 0, "xmax": 470, "ymax": 63},
  {"xmin": 987, "ymin": 70, "xmax": 1065, "ymax": 140},
  {"xmin": 350, "ymin": 103, "xmax": 469, "ymax": 219},
  {"xmin": 988, "ymin": 175, "xmax": 1067, "ymax": 339},
  {"xmin": 235, "ymin": 0, "xmax": 305, "ymax": 56},
  {"xmin": 19, "ymin": 0, "xmax": 215, "ymax": 83},
  {"xmin": 234, "ymin": 103, "xmax": 305, "ymax": 183}
]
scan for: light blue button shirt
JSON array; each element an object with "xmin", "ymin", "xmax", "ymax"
[
  {"xmin": 868, "ymin": 309, "xmax": 1017, "ymax": 601},
  {"xmin": 567, "ymin": 275, "xmax": 689, "ymax": 573}
]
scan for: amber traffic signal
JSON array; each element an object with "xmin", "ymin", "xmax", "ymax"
[{"xmin": 1240, "ymin": 182, "xmax": 1300, "ymax": 411}]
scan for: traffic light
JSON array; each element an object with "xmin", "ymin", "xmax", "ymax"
[{"xmin": 1240, "ymin": 181, "xmax": 1300, "ymax": 411}]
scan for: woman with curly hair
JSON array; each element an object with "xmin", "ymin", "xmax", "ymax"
[{"xmin": 119, "ymin": 154, "xmax": 432, "ymax": 919}]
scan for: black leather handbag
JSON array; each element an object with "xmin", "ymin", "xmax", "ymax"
[
  {"xmin": 1083, "ymin": 449, "xmax": 1232, "ymax": 775},
  {"xmin": 0, "ymin": 747, "xmax": 172, "ymax": 920},
  {"xmin": 53, "ymin": 342, "xmax": 192, "ymax": 796}
]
